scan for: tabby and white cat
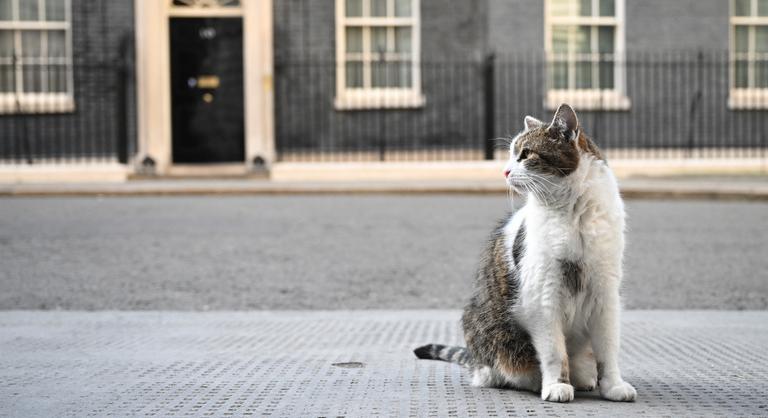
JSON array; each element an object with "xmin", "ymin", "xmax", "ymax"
[{"xmin": 414, "ymin": 104, "xmax": 636, "ymax": 403}]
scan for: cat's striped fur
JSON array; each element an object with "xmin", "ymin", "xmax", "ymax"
[{"xmin": 413, "ymin": 344, "xmax": 471, "ymax": 366}]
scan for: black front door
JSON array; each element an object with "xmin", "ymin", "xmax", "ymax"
[{"xmin": 170, "ymin": 18, "xmax": 245, "ymax": 163}]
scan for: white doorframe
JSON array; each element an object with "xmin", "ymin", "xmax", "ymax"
[{"xmin": 134, "ymin": 0, "xmax": 274, "ymax": 175}]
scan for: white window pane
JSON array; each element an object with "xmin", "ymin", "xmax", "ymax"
[
  {"xmin": 45, "ymin": 0, "xmax": 66, "ymax": 21},
  {"xmin": 599, "ymin": 60, "xmax": 614, "ymax": 89},
  {"xmin": 47, "ymin": 64, "xmax": 67, "ymax": 92},
  {"xmin": 371, "ymin": 27, "xmax": 387, "ymax": 54},
  {"xmin": 345, "ymin": 0, "xmax": 362, "ymax": 17},
  {"xmin": 345, "ymin": 27, "xmax": 362, "ymax": 53},
  {"xmin": 372, "ymin": 61, "xmax": 404, "ymax": 87},
  {"xmin": 576, "ymin": 26, "xmax": 591, "ymax": 53},
  {"xmin": 22, "ymin": 31, "xmax": 42, "ymax": 57},
  {"xmin": 575, "ymin": 61, "xmax": 593, "ymax": 88},
  {"xmin": 578, "ymin": 0, "xmax": 591, "ymax": 16},
  {"xmin": 550, "ymin": 0, "xmax": 571, "ymax": 16},
  {"xmin": 734, "ymin": 0, "xmax": 751, "ymax": 16},
  {"xmin": 396, "ymin": 61, "xmax": 412, "ymax": 87},
  {"xmin": 599, "ymin": 0, "xmax": 615, "ymax": 16},
  {"xmin": 173, "ymin": 0, "xmax": 240, "ymax": 5},
  {"xmin": 598, "ymin": 26, "xmax": 614, "ymax": 54},
  {"xmin": 394, "ymin": 0, "xmax": 411, "ymax": 17},
  {"xmin": 19, "ymin": 0, "xmax": 40, "ymax": 21},
  {"xmin": 756, "ymin": 26, "xmax": 768, "ymax": 52},
  {"xmin": 371, "ymin": 61, "xmax": 385, "ymax": 87},
  {"xmin": 759, "ymin": 0, "xmax": 768, "ymax": 16},
  {"xmin": 371, "ymin": 0, "xmax": 387, "ymax": 17},
  {"xmin": 0, "ymin": 64, "xmax": 12, "ymax": 92},
  {"xmin": 22, "ymin": 64, "xmax": 43, "ymax": 92},
  {"xmin": 735, "ymin": 60, "xmax": 749, "ymax": 87},
  {"xmin": 377, "ymin": 61, "xmax": 412, "ymax": 87},
  {"xmin": 552, "ymin": 25, "xmax": 569, "ymax": 55},
  {"xmin": 0, "ymin": 0, "xmax": 12, "ymax": 20},
  {"xmin": 756, "ymin": 61, "xmax": 768, "ymax": 87},
  {"xmin": 394, "ymin": 27, "xmax": 411, "ymax": 53},
  {"xmin": 0, "ymin": 30, "xmax": 13, "ymax": 57},
  {"xmin": 552, "ymin": 62, "xmax": 568, "ymax": 89},
  {"xmin": 345, "ymin": 61, "xmax": 363, "ymax": 87},
  {"xmin": 735, "ymin": 25, "xmax": 749, "ymax": 54},
  {"xmin": 48, "ymin": 30, "xmax": 66, "ymax": 58}
]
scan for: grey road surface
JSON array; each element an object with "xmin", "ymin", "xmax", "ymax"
[{"xmin": 1, "ymin": 196, "xmax": 766, "ymax": 310}]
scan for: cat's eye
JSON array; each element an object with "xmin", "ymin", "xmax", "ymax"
[{"xmin": 517, "ymin": 148, "xmax": 530, "ymax": 162}]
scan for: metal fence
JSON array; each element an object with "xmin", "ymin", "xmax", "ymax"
[
  {"xmin": 275, "ymin": 51, "xmax": 768, "ymax": 162},
  {"xmin": 0, "ymin": 59, "xmax": 131, "ymax": 165},
  {"xmin": 2, "ymin": 50, "xmax": 767, "ymax": 166}
]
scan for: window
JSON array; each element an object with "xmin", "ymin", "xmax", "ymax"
[
  {"xmin": 172, "ymin": 0, "xmax": 240, "ymax": 8},
  {"xmin": 730, "ymin": 0, "xmax": 768, "ymax": 108},
  {"xmin": 0, "ymin": 0, "xmax": 73, "ymax": 113},
  {"xmin": 545, "ymin": 0, "xmax": 629, "ymax": 110},
  {"xmin": 169, "ymin": 0, "xmax": 242, "ymax": 17},
  {"xmin": 335, "ymin": 0, "xmax": 424, "ymax": 109}
]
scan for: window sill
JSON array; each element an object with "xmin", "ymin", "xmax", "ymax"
[
  {"xmin": 0, "ymin": 94, "xmax": 75, "ymax": 114},
  {"xmin": 728, "ymin": 89, "xmax": 768, "ymax": 110},
  {"xmin": 334, "ymin": 90, "xmax": 425, "ymax": 110},
  {"xmin": 546, "ymin": 90, "xmax": 631, "ymax": 111}
]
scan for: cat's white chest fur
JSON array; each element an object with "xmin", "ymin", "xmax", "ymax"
[{"xmin": 505, "ymin": 156, "xmax": 625, "ymax": 342}]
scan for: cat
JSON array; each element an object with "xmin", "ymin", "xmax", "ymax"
[{"xmin": 414, "ymin": 104, "xmax": 636, "ymax": 403}]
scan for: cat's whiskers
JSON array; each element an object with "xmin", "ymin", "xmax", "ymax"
[
  {"xmin": 520, "ymin": 176, "xmax": 545, "ymax": 204},
  {"xmin": 510, "ymin": 173, "xmax": 556, "ymax": 205},
  {"xmin": 525, "ymin": 175, "xmax": 562, "ymax": 207},
  {"xmin": 507, "ymin": 186, "xmax": 515, "ymax": 211},
  {"xmin": 526, "ymin": 172, "xmax": 560, "ymax": 188},
  {"xmin": 511, "ymin": 172, "xmax": 546, "ymax": 197},
  {"xmin": 533, "ymin": 183, "xmax": 549, "ymax": 205}
]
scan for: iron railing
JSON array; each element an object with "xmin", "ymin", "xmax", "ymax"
[
  {"xmin": 275, "ymin": 51, "xmax": 768, "ymax": 162},
  {"xmin": 1, "ymin": 51, "xmax": 766, "ymax": 166},
  {"xmin": 0, "ymin": 59, "xmax": 132, "ymax": 165}
]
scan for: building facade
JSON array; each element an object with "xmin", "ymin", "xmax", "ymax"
[
  {"xmin": 0, "ymin": 0, "xmax": 135, "ymax": 165},
  {"xmin": 0, "ymin": 0, "xmax": 765, "ymax": 176}
]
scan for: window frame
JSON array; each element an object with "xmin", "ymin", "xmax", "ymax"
[
  {"xmin": 543, "ymin": 0, "xmax": 629, "ymax": 110},
  {"xmin": 169, "ymin": 0, "xmax": 243, "ymax": 16},
  {"xmin": 0, "ymin": 0, "xmax": 75, "ymax": 114},
  {"xmin": 334, "ymin": 0, "xmax": 424, "ymax": 110},
  {"xmin": 729, "ymin": 0, "xmax": 768, "ymax": 109}
]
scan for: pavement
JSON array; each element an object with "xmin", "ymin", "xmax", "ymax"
[
  {"xmin": 0, "ymin": 175, "xmax": 767, "ymax": 200},
  {"xmin": 1, "ymin": 310, "xmax": 767, "ymax": 417}
]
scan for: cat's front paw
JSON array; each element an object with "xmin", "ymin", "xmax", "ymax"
[
  {"xmin": 541, "ymin": 383, "xmax": 574, "ymax": 403},
  {"xmin": 600, "ymin": 380, "xmax": 636, "ymax": 402}
]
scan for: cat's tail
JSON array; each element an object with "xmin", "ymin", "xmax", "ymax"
[{"xmin": 413, "ymin": 344, "xmax": 471, "ymax": 367}]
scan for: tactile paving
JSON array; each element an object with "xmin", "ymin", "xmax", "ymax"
[{"xmin": 1, "ymin": 310, "xmax": 767, "ymax": 417}]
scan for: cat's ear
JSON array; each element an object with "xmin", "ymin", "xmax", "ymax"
[
  {"xmin": 548, "ymin": 103, "xmax": 579, "ymax": 140},
  {"xmin": 523, "ymin": 116, "xmax": 544, "ymax": 131}
]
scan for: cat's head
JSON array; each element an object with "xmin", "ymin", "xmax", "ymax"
[{"xmin": 503, "ymin": 104, "xmax": 596, "ymax": 195}]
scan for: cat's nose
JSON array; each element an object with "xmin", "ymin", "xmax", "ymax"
[{"xmin": 504, "ymin": 169, "xmax": 511, "ymax": 178}]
